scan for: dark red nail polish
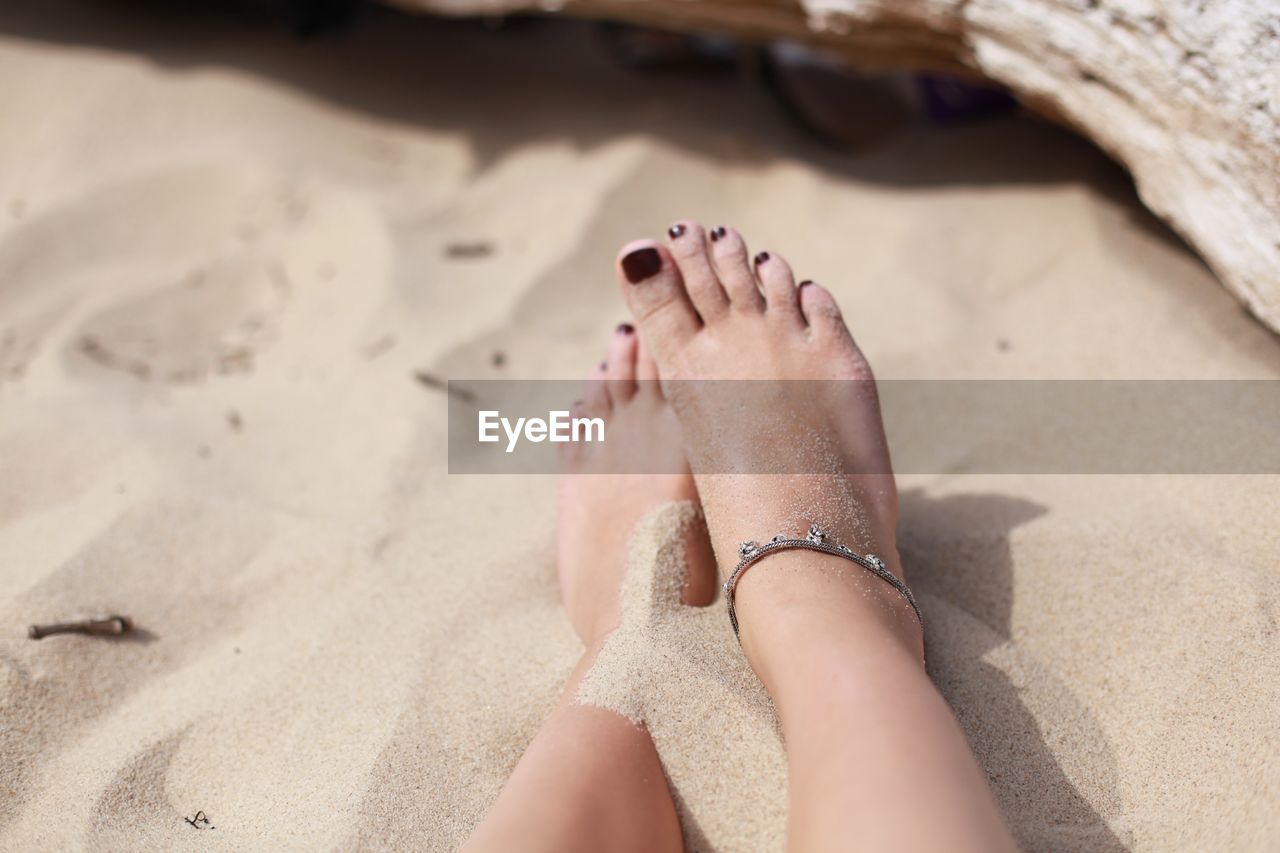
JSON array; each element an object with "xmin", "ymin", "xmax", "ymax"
[
  {"xmin": 668, "ymin": 223, "xmax": 686, "ymax": 239},
  {"xmin": 616, "ymin": 322, "xmax": 634, "ymax": 334},
  {"xmin": 599, "ymin": 361, "xmax": 607, "ymax": 371},
  {"xmin": 798, "ymin": 279, "xmax": 813, "ymax": 288},
  {"xmin": 620, "ymin": 247, "xmax": 662, "ymax": 283},
  {"xmin": 710, "ymin": 226, "xmax": 726, "ymax": 241},
  {"xmin": 754, "ymin": 251, "xmax": 770, "ymax": 265}
]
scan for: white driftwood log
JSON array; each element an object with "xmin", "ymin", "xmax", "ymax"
[{"xmin": 390, "ymin": 0, "xmax": 1280, "ymax": 334}]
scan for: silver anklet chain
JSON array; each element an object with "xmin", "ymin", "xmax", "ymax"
[{"xmin": 724, "ymin": 524, "xmax": 924, "ymax": 641}]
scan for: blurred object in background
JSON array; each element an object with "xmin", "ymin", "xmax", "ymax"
[
  {"xmin": 597, "ymin": 21, "xmax": 739, "ymax": 71},
  {"xmin": 911, "ymin": 73, "xmax": 1019, "ymax": 125},
  {"xmin": 255, "ymin": 0, "xmax": 367, "ymax": 34},
  {"xmin": 762, "ymin": 42, "xmax": 911, "ymax": 149},
  {"xmin": 764, "ymin": 42, "xmax": 1018, "ymax": 149},
  {"xmin": 593, "ymin": 24, "xmax": 1017, "ymax": 150}
]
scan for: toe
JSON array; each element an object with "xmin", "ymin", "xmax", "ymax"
[
  {"xmin": 708, "ymin": 226, "xmax": 765, "ymax": 313},
  {"xmin": 798, "ymin": 280, "xmax": 851, "ymax": 341},
  {"xmin": 605, "ymin": 323, "xmax": 639, "ymax": 403},
  {"xmin": 583, "ymin": 361, "xmax": 610, "ymax": 415},
  {"xmin": 617, "ymin": 240, "xmax": 700, "ymax": 367},
  {"xmin": 754, "ymin": 250, "xmax": 804, "ymax": 328},
  {"xmin": 666, "ymin": 220, "xmax": 730, "ymax": 322}
]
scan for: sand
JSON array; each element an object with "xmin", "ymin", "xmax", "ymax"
[{"xmin": 1, "ymin": 2, "xmax": 1278, "ymax": 851}]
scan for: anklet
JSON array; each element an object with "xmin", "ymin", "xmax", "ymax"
[{"xmin": 724, "ymin": 524, "xmax": 924, "ymax": 640}]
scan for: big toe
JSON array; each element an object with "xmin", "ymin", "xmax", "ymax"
[{"xmin": 617, "ymin": 240, "xmax": 700, "ymax": 371}]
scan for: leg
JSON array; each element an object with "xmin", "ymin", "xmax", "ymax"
[
  {"xmin": 617, "ymin": 221, "xmax": 1015, "ymax": 852},
  {"xmin": 465, "ymin": 327, "xmax": 715, "ymax": 853},
  {"xmin": 739, "ymin": 557, "xmax": 1008, "ymax": 852},
  {"xmin": 464, "ymin": 649, "xmax": 682, "ymax": 853}
]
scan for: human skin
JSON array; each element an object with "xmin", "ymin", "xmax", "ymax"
[
  {"xmin": 463, "ymin": 330, "xmax": 701, "ymax": 853},
  {"xmin": 467, "ymin": 220, "xmax": 1015, "ymax": 852},
  {"xmin": 614, "ymin": 220, "xmax": 1015, "ymax": 852}
]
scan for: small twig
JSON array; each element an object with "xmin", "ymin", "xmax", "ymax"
[
  {"xmin": 413, "ymin": 371, "xmax": 476, "ymax": 404},
  {"xmin": 444, "ymin": 240, "xmax": 494, "ymax": 260},
  {"xmin": 29, "ymin": 615, "xmax": 131, "ymax": 640}
]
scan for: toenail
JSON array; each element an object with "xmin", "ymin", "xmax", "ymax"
[
  {"xmin": 798, "ymin": 279, "xmax": 814, "ymax": 288},
  {"xmin": 710, "ymin": 226, "xmax": 726, "ymax": 241},
  {"xmin": 668, "ymin": 223, "xmax": 686, "ymax": 239},
  {"xmin": 754, "ymin": 251, "xmax": 770, "ymax": 265},
  {"xmin": 599, "ymin": 361, "xmax": 607, "ymax": 371},
  {"xmin": 616, "ymin": 322, "xmax": 635, "ymax": 334},
  {"xmin": 620, "ymin": 247, "xmax": 663, "ymax": 283}
]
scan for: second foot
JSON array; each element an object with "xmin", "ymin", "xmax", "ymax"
[{"xmin": 557, "ymin": 323, "xmax": 717, "ymax": 647}]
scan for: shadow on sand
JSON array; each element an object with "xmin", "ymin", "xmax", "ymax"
[{"xmin": 901, "ymin": 488, "xmax": 1126, "ymax": 851}]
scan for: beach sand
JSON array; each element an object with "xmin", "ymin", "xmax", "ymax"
[{"xmin": 1, "ymin": 2, "xmax": 1278, "ymax": 850}]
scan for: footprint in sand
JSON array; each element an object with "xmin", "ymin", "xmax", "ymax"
[
  {"xmin": 71, "ymin": 257, "xmax": 289, "ymax": 385},
  {"xmin": 0, "ymin": 161, "xmax": 384, "ymax": 389}
]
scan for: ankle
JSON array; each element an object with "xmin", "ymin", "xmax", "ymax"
[{"xmin": 733, "ymin": 550, "xmax": 924, "ymax": 689}]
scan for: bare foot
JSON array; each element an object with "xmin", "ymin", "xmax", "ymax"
[
  {"xmin": 614, "ymin": 221, "xmax": 922, "ymax": 662},
  {"xmin": 467, "ymin": 328, "xmax": 715, "ymax": 853},
  {"xmin": 609, "ymin": 224, "xmax": 1015, "ymax": 853},
  {"xmin": 557, "ymin": 323, "xmax": 717, "ymax": 648}
]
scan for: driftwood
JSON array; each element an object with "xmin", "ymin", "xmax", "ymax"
[{"xmin": 389, "ymin": 0, "xmax": 1280, "ymax": 334}]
